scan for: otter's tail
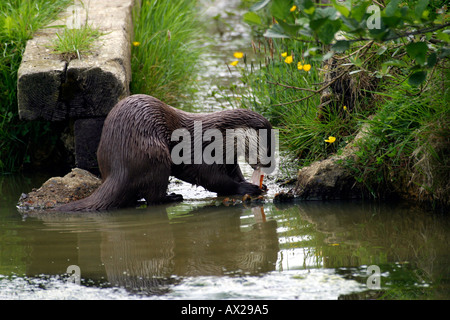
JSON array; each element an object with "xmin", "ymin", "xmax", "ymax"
[{"xmin": 53, "ymin": 175, "xmax": 134, "ymax": 212}]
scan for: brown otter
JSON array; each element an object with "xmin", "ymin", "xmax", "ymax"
[{"xmin": 55, "ymin": 94, "xmax": 275, "ymax": 211}]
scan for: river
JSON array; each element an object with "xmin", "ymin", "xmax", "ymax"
[{"xmin": 0, "ymin": 0, "xmax": 449, "ymax": 300}]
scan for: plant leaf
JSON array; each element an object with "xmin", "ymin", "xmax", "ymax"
[
  {"xmin": 277, "ymin": 20, "xmax": 302, "ymax": 37},
  {"xmin": 243, "ymin": 12, "xmax": 262, "ymax": 26},
  {"xmin": 317, "ymin": 20, "xmax": 341, "ymax": 45},
  {"xmin": 332, "ymin": 40, "xmax": 350, "ymax": 53},
  {"xmin": 415, "ymin": 0, "xmax": 429, "ymax": 19},
  {"xmin": 263, "ymin": 24, "xmax": 290, "ymax": 38},
  {"xmin": 331, "ymin": 0, "xmax": 350, "ymax": 18},
  {"xmin": 385, "ymin": 0, "xmax": 401, "ymax": 17},
  {"xmin": 408, "ymin": 70, "xmax": 427, "ymax": 86},
  {"xmin": 406, "ymin": 42, "xmax": 428, "ymax": 65},
  {"xmin": 250, "ymin": 0, "xmax": 272, "ymax": 11},
  {"xmin": 271, "ymin": 0, "xmax": 291, "ymax": 20}
]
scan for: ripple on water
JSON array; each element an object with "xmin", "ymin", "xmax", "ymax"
[
  {"xmin": 160, "ymin": 269, "xmax": 365, "ymax": 300},
  {"xmin": 0, "ymin": 269, "xmax": 365, "ymax": 300}
]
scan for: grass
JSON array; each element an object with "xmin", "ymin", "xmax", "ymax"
[
  {"xmin": 234, "ymin": 2, "xmax": 449, "ymax": 205},
  {"xmin": 51, "ymin": 24, "xmax": 103, "ymax": 61},
  {"xmin": 345, "ymin": 66, "xmax": 449, "ymax": 201},
  {"xmin": 130, "ymin": 0, "xmax": 204, "ymax": 107},
  {"xmin": 50, "ymin": 1, "xmax": 104, "ymax": 61},
  {"xmin": 0, "ymin": 0, "xmax": 72, "ymax": 173},
  {"xmin": 237, "ymin": 37, "xmax": 351, "ymax": 167}
]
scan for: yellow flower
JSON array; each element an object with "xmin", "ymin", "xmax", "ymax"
[
  {"xmin": 290, "ymin": 5, "xmax": 297, "ymax": 12},
  {"xmin": 281, "ymin": 52, "xmax": 287, "ymax": 57},
  {"xmin": 343, "ymin": 105, "xmax": 347, "ymax": 111},
  {"xmin": 303, "ymin": 64, "xmax": 311, "ymax": 72},
  {"xmin": 233, "ymin": 51, "xmax": 244, "ymax": 59},
  {"xmin": 284, "ymin": 55, "xmax": 293, "ymax": 64},
  {"xmin": 132, "ymin": 41, "xmax": 140, "ymax": 47},
  {"xmin": 230, "ymin": 60, "xmax": 239, "ymax": 66},
  {"xmin": 325, "ymin": 136, "xmax": 336, "ymax": 143},
  {"xmin": 297, "ymin": 62, "xmax": 303, "ymax": 70}
]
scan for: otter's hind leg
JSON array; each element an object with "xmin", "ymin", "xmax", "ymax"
[{"xmin": 137, "ymin": 147, "xmax": 183, "ymax": 205}]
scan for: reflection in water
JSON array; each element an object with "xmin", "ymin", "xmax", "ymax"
[
  {"xmin": 274, "ymin": 201, "xmax": 450, "ymax": 299},
  {"xmin": 15, "ymin": 204, "xmax": 279, "ymax": 296},
  {"xmin": 1, "ymin": 0, "xmax": 449, "ymax": 298},
  {"xmin": 1, "ymin": 195, "xmax": 448, "ymax": 299}
]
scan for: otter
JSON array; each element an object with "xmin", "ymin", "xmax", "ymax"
[{"xmin": 55, "ymin": 94, "xmax": 275, "ymax": 211}]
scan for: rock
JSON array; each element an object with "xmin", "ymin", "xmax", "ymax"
[
  {"xmin": 17, "ymin": 168, "xmax": 101, "ymax": 211},
  {"xmin": 293, "ymin": 124, "xmax": 370, "ymax": 201},
  {"xmin": 273, "ymin": 190, "xmax": 295, "ymax": 202},
  {"xmin": 294, "ymin": 156, "xmax": 361, "ymax": 200}
]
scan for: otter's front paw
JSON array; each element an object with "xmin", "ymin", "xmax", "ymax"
[{"xmin": 237, "ymin": 182, "xmax": 264, "ymax": 196}]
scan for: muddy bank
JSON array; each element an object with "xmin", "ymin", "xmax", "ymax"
[{"xmin": 291, "ymin": 123, "xmax": 449, "ymax": 210}]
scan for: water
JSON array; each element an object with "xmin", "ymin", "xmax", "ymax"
[
  {"xmin": 1, "ymin": 0, "xmax": 449, "ymax": 301},
  {"xmin": 1, "ymin": 172, "xmax": 450, "ymax": 300}
]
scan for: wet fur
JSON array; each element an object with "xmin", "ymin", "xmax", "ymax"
[{"xmin": 55, "ymin": 94, "xmax": 273, "ymax": 211}]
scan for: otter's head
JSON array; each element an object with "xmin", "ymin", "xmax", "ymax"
[{"xmin": 229, "ymin": 126, "xmax": 278, "ymax": 174}]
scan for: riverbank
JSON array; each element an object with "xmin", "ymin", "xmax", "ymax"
[{"xmin": 230, "ymin": 1, "xmax": 449, "ymax": 211}]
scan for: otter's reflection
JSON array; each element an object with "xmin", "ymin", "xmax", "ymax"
[
  {"xmin": 100, "ymin": 204, "xmax": 278, "ymax": 294},
  {"xmin": 25, "ymin": 203, "xmax": 278, "ymax": 295}
]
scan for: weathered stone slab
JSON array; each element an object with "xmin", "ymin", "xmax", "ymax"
[
  {"xmin": 74, "ymin": 117, "xmax": 105, "ymax": 171},
  {"xmin": 17, "ymin": 0, "xmax": 135, "ymax": 121}
]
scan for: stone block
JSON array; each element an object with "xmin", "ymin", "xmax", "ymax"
[
  {"xmin": 74, "ymin": 118, "xmax": 105, "ymax": 171},
  {"xmin": 17, "ymin": 0, "xmax": 135, "ymax": 121}
]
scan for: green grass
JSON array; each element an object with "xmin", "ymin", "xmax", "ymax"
[
  {"xmin": 345, "ymin": 66, "xmax": 449, "ymax": 200},
  {"xmin": 0, "ymin": 0, "xmax": 72, "ymax": 173},
  {"xmin": 235, "ymin": 2, "xmax": 449, "ymax": 204},
  {"xmin": 237, "ymin": 37, "xmax": 350, "ymax": 166},
  {"xmin": 51, "ymin": 24, "xmax": 103, "ymax": 61},
  {"xmin": 130, "ymin": 0, "xmax": 203, "ymax": 107}
]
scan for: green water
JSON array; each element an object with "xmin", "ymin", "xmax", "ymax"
[
  {"xmin": 1, "ymin": 0, "xmax": 449, "ymax": 300},
  {"xmin": 1, "ymin": 172, "xmax": 449, "ymax": 300}
]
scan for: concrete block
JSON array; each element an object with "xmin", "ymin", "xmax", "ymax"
[
  {"xmin": 74, "ymin": 118, "xmax": 105, "ymax": 171},
  {"xmin": 17, "ymin": 0, "xmax": 135, "ymax": 121}
]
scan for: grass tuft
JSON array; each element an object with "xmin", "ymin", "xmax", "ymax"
[{"xmin": 51, "ymin": 24, "xmax": 103, "ymax": 61}]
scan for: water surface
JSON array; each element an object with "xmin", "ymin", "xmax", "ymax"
[
  {"xmin": 0, "ymin": 0, "xmax": 449, "ymax": 300},
  {"xmin": 1, "ymin": 172, "xmax": 449, "ymax": 300}
]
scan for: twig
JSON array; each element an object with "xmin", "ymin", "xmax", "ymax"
[
  {"xmin": 347, "ymin": 22, "xmax": 450, "ymax": 43},
  {"xmin": 269, "ymin": 38, "xmax": 373, "ymax": 107},
  {"xmin": 267, "ymin": 81, "xmax": 317, "ymax": 93},
  {"xmin": 372, "ymin": 0, "xmax": 385, "ymax": 8},
  {"xmin": 271, "ymin": 65, "xmax": 352, "ymax": 107},
  {"xmin": 334, "ymin": 40, "xmax": 374, "ymax": 60}
]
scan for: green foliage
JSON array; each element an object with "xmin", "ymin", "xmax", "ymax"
[
  {"xmin": 346, "ymin": 66, "xmax": 449, "ymax": 198},
  {"xmin": 245, "ymin": 0, "xmax": 449, "ymax": 86},
  {"xmin": 237, "ymin": 0, "xmax": 449, "ymax": 202},
  {"xmin": 51, "ymin": 24, "xmax": 103, "ymax": 61},
  {"xmin": 0, "ymin": 0, "xmax": 72, "ymax": 173},
  {"xmin": 236, "ymin": 40, "xmax": 350, "ymax": 166},
  {"xmin": 130, "ymin": 0, "xmax": 203, "ymax": 107}
]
